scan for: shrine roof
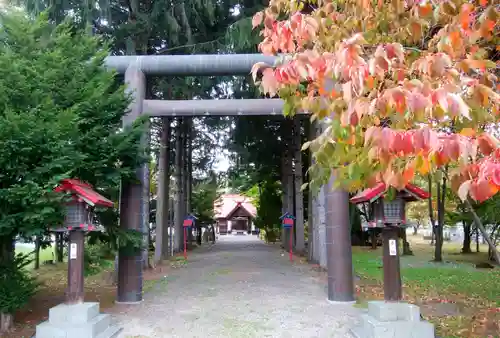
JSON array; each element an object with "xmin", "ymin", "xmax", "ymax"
[
  {"xmin": 55, "ymin": 179, "xmax": 114, "ymax": 208},
  {"xmin": 350, "ymin": 182, "xmax": 429, "ymax": 204},
  {"xmin": 214, "ymin": 194, "xmax": 257, "ymax": 219}
]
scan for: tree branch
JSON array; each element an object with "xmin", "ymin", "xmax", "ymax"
[{"xmin": 465, "ymin": 198, "xmax": 500, "ymax": 264}]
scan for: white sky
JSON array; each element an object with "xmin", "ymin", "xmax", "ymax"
[{"xmin": 213, "ymin": 150, "xmax": 231, "ymax": 172}]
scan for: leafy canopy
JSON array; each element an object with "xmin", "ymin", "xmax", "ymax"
[
  {"xmin": 0, "ymin": 11, "xmax": 146, "ymax": 239},
  {"xmin": 251, "ymin": 0, "xmax": 499, "ymax": 203}
]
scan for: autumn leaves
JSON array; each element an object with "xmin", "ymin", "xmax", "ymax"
[{"xmin": 250, "ymin": 0, "xmax": 499, "ymax": 203}]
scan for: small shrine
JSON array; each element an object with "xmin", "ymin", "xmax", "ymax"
[
  {"xmin": 279, "ymin": 212, "xmax": 295, "ymax": 261},
  {"xmin": 52, "ymin": 179, "xmax": 114, "ymax": 232},
  {"xmin": 350, "ymin": 182, "xmax": 429, "ymax": 227},
  {"xmin": 279, "ymin": 212, "xmax": 295, "ymax": 228},
  {"xmin": 36, "ymin": 179, "xmax": 120, "ymax": 338},
  {"xmin": 183, "ymin": 213, "xmax": 197, "ymax": 228},
  {"xmin": 349, "ymin": 182, "xmax": 434, "ymax": 338},
  {"xmin": 183, "ymin": 214, "xmax": 198, "ymax": 259}
]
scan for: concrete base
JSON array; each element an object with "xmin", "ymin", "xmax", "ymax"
[
  {"xmin": 36, "ymin": 302, "xmax": 122, "ymax": 338},
  {"xmin": 350, "ymin": 301, "xmax": 435, "ymax": 338}
]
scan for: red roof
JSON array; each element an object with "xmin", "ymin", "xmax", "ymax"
[
  {"xmin": 214, "ymin": 194, "xmax": 257, "ymax": 219},
  {"xmin": 55, "ymin": 179, "xmax": 114, "ymax": 208},
  {"xmin": 350, "ymin": 182, "xmax": 429, "ymax": 204}
]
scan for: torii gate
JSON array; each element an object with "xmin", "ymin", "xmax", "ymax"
[{"xmin": 105, "ymin": 54, "xmax": 354, "ymax": 304}]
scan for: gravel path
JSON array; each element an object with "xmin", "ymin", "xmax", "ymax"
[{"xmin": 114, "ymin": 235, "xmax": 361, "ymax": 338}]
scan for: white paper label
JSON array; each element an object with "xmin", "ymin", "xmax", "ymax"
[
  {"xmin": 70, "ymin": 243, "xmax": 77, "ymax": 259},
  {"xmin": 389, "ymin": 239, "xmax": 397, "ymax": 256}
]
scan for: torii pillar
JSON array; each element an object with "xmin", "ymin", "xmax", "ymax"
[{"xmin": 117, "ymin": 65, "xmax": 146, "ymax": 303}]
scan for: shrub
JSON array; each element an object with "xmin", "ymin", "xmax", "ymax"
[{"xmin": 0, "ymin": 253, "xmax": 39, "ymax": 315}]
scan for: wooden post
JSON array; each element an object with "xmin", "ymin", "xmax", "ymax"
[
  {"xmin": 382, "ymin": 226, "xmax": 402, "ymax": 301},
  {"xmin": 66, "ymin": 230, "xmax": 85, "ymax": 304},
  {"xmin": 183, "ymin": 227, "xmax": 188, "ymax": 260}
]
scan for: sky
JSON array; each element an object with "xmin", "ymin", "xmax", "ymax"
[{"xmin": 213, "ymin": 150, "xmax": 231, "ymax": 172}]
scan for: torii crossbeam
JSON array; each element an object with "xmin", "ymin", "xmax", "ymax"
[{"xmin": 112, "ymin": 53, "xmax": 354, "ymax": 305}]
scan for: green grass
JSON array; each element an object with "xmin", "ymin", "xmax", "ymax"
[
  {"xmin": 352, "ymin": 248, "xmax": 500, "ymax": 305},
  {"xmin": 352, "ymin": 242, "xmax": 500, "ymax": 337},
  {"xmin": 15, "ymin": 244, "xmax": 56, "ymax": 269}
]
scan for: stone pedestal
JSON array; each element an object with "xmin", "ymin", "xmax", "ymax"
[
  {"xmin": 350, "ymin": 301, "xmax": 435, "ymax": 338},
  {"xmin": 36, "ymin": 302, "xmax": 121, "ymax": 338}
]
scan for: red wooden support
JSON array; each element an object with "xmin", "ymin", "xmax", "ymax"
[{"xmin": 183, "ymin": 227, "xmax": 187, "ymax": 260}]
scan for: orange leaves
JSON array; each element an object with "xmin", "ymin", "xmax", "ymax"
[
  {"xmin": 415, "ymin": 154, "xmax": 431, "ymax": 175},
  {"xmin": 469, "ymin": 179, "xmax": 497, "ymax": 202},
  {"xmin": 251, "ymin": 62, "xmax": 281, "ymax": 97},
  {"xmin": 459, "ymin": 58, "xmax": 496, "ymax": 73},
  {"xmin": 412, "ymin": 53, "xmax": 452, "ymax": 78},
  {"xmin": 458, "ymin": 180, "xmax": 472, "ymax": 201},
  {"xmin": 255, "ymin": 12, "xmax": 319, "ymax": 55},
  {"xmin": 417, "ymin": 3, "xmax": 433, "ymax": 18},
  {"xmin": 432, "ymin": 87, "xmax": 471, "ymax": 120},
  {"xmin": 342, "ymin": 98, "xmax": 370, "ymax": 126},
  {"xmin": 459, "ymin": 3, "xmax": 474, "ymax": 31},
  {"xmin": 253, "ymin": 0, "xmax": 500, "ymax": 204}
]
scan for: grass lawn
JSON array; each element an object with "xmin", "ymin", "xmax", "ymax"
[
  {"xmin": 353, "ymin": 236, "xmax": 499, "ymax": 338},
  {"xmin": 15, "ymin": 244, "xmax": 57, "ymax": 269}
]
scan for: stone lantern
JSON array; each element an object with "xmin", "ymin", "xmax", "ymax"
[
  {"xmin": 349, "ymin": 182, "xmax": 434, "ymax": 338},
  {"xmin": 37, "ymin": 179, "xmax": 120, "ymax": 338}
]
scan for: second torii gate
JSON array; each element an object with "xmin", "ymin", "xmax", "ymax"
[{"xmin": 105, "ymin": 53, "xmax": 355, "ymax": 305}]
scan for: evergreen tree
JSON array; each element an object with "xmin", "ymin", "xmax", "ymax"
[{"xmin": 0, "ymin": 12, "xmax": 145, "ymax": 331}]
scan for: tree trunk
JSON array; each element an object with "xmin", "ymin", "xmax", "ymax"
[
  {"xmin": 466, "ymin": 200, "xmax": 500, "ymax": 264},
  {"xmin": 400, "ymin": 228, "xmax": 413, "ymax": 255},
  {"xmin": 487, "ymin": 224, "xmax": 500, "ymax": 262},
  {"xmin": 281, "ymin": 153, "xmax": 288, "ymax": 249},
  {"xmin": 434, "ymin": 177, "xmax": 446, "ymax": 262},
  {"xmin": 293, "ymin": 118, "xmax": 305, "ymax": 253},
  {"xmin": 286, "ymin": 148, "xmax": 294, "ymax": 250},
  {"xmin": 0, "ymin": 313, "xmax": 13, "ymax": 334},
  {"xmin": 174, "ymin": 118, "xmax": 184, "ymax": 252},
  {"xmin": 182, "ymin": 119, "xmax": 193, "ymax": 248},
  {"xmin": 56, "ymin": 233, "xmax": 64, "ymax": 263},
  {"xmin": 163, "ymin": 118, "xmax": 172, "ymax": 258},
  {"xmin": 0, "ymin": 236, "xmax": 15, "ymax": 333},
  {"xmin": 34, "ymin": 236, "xmax": 41, "ymax": 270},
  {"xmin": 427, "ymin": 175, "xmax": 436, "ymax": 246},
  {"xmin": 462, "ymin": 220, "xmax": 472, "ymax": 254},
  {"xmin": 308, "ymin": 121, "xmax": 326, "ymax": 267},
  {"xmin": 154, "ymin": 118, "xmax": 171, "ymax": 264},
  {"xmin": 186, "ymin": 119, "xmax": 194, "ymax": 247},
  {"xmin": 476, "ymin": 226, "xmax": 480, "ymax": 252},
  {"xmin": 142, "ymin": 149, "xmax": 151, "ymax": 270},
  {"xmin": 307, "ymin": 175, "xmax": 315, "ymax": 262},
  {"xmin": 370, "ymin": 231, "xmax": 377, "ymax": 249},
  {"xmin": 307, "ymin": 122, "xmax": 315, "ymax": 262},
  {"xmin": 413, "ymin": 223, "xmax": 419, "ymax": 235},
  {"xmin": 196, "ymin": 225, "xmax": 202, "ymax": 245}
]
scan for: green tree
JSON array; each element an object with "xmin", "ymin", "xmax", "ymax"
[
  {"xmin": 191, "ymin": 172, "xmax": 219, "ymax": 224},
  {"xmin": 252, "ymin": 179, "xmax": 282, "ymax": 242},
  {"xmin": 0, "ymin": 12, "xmax": 145, "ymax": 331},
  {"xmin": 407, "ymin": 200, "xmax": 428, "ymax": 235},
  {"xmin": 191, "ymin": 172, "xmax": 219, "ymax": 244}
]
